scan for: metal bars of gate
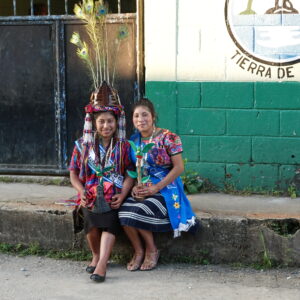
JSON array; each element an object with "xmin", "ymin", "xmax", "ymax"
[
  {"xmin": 11, "ymin": 0, "xmax": 64, "ymax": 16},
  {"xmin": 11, "ymin": 0, "xmax": 123, "ymax": 16},
  {"xmin": 13, "ymin": 0, "xmax": 15, "ymax": 15}
]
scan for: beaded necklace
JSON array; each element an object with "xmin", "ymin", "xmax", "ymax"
[{"xmin": 100, "ymin": 137, "xmax": 113, "ymax": 168}]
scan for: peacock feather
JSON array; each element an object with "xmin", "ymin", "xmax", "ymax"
[{"xmin": 71, "ymin": 0, "xmax": 129, "ymax": 91}]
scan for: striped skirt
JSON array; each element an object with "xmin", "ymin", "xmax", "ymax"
[{"xmin": 118, "ymin": 193, "xmax": 172, "ymax": 232}]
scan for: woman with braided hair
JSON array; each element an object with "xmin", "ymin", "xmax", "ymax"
[{"xmin": 69, "ymin": 82, "xmax": 134, "ymax": 283}]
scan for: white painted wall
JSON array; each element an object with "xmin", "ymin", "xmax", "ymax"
[
  {"xmin": 144, "ymin": 0, "xmax": 300, "ymax": 82},
  {"xmin": 144, "ymin": 0, "xmax": 177, "ymax": 81}
]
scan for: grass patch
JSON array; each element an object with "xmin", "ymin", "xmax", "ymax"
[
  {"xmin": 222, "ymin": 182, "xmax": 285, "ymax": 197},
  {"xmin": 258, "ymin": 231, "xmax": 273, "ymax": 269},
  {"xmin": 160, "ymin": 248, "xmax": 210, "ymax": 265},
  {"xmin": 267, "ymin": 219, "xmax": 300, "ymax": 236},
  {"xmin": 287, "ymin": 184, "xmax": 297, "ymax": 199},
  {"xmin": 0, "ymin": 242, "xmax": 289, "ymax": 269},
  {"xmin": 160, "ymin": 255, "xmax": 209, "ymax": 265},
  {"xmin": 0, "ymin": 242, "xmax": 211, "ymax": 265},
  {"xmin": 0, "ymin": 242, "xmax": 91, "ymax": 261},
  {"xmin": 0, "ymin": 242, "xmax": 46, "ymax": 256},
  {"xmin": 0, "ymin": 176, "xmax": 71, "ymax": 186},
  {"xmin": 0, "ymin": 242, "xmax": 130, "ymax": 265}
]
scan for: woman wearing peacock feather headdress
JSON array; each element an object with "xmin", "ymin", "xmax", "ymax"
[{"xmin": 69, "ymin": 0, "xmax": 134, "ymax": 283}]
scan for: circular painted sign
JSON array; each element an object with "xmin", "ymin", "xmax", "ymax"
[{"xmin": 225, "ymin": 0, "xmax": 300, "ymax": 66}]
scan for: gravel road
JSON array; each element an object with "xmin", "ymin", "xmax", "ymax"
[{"xmin": 0, "ymin": 254, "xmax": 299, "ymax": 300}]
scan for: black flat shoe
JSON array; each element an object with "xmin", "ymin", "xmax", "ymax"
[
  {"xmin": 86, "ymin": 266, "xmax": 96, "ymax": 274},
  {"xmin": 90, "ymin": 273, "xmax": 106, "ymax": 283}
]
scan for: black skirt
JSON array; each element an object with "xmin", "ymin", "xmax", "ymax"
[{"xmin": 82, "ymin": 207, "xmax": 121, "ymax": 236}]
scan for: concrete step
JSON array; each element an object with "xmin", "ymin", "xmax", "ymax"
[{"xmin": 1, "ymin": 182, "xmax": 299, "ymax": 266}]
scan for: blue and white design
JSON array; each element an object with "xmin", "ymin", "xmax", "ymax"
[{"xmin": 226, "ymin": 0, "xmax": 300, "ymax": 65}]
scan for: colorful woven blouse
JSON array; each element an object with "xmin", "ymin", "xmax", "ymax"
[
  {"xmin": 69, "ymin": 137, "xmax": 132, "ymax": 206},
  {"xmin": 141, "ymin": 129, "xmax": 183, "ymax": 169}
]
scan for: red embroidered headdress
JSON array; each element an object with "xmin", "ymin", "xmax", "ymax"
[{"xmin": 83, "ymin": 81, "xmax": 126, "ymax": 144}]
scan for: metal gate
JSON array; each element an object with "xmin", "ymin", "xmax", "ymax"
[{"xmin": 0, "ymin": 1, "xmax": 143, "ymax": 175}]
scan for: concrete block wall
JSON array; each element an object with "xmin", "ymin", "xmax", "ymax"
[{"xmin": 146, "ymin": 81, "xmax": 300, "ymax": 191}]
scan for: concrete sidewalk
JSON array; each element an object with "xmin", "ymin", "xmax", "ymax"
[
  {"xmin": 0, "ymin": 181, "xmax": 300, "ymax": 266},
  {"xmin": 1, "ymin": 182, "xmax": 300, "ymax": 217},
  {"xmin": 189, "ymin": 193, "xmax": 300, "ymax": 219}
]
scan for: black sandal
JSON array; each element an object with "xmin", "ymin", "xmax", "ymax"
[
  {"xmin": 90, "ymin": 273, "xmax": 106, "ymax": 283},
  {"xmin": 86, "ymin": 266, "xmax": 96, "ymax": 274}
]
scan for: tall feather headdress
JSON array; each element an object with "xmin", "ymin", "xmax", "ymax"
[{"xmin": 70, "ymin": 0, "xmax": 128, "ymax": 143}]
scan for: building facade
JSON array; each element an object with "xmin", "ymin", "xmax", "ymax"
[
  {"xmin": 144, "ymin": 0, "xmax": 300, "ymax": 192},
  {"xmin": 1, "ymin": 0, "xmax": 300, "ymax": 192}
]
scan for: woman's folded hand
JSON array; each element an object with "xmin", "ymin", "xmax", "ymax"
[{"xmin": 110, "ymin": 194, "xmax": 125, "ymax": 209}]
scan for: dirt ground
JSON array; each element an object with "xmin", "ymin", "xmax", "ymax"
[{"xmin": 0, "ymin": 254, "xmax": 299, "ymax": 300}]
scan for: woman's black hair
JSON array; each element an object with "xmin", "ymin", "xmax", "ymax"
[{"xmin": 132, "ymin": 98, "xmax": 158, "ymax": 123}]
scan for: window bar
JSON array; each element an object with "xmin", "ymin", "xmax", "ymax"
[
  {"xmin": 65, "ymin": 0, "xmax": 68, "ymax": 15},
  {"xmin": 13, "ymin": 0, "xmax": 16, "ymax": 16},
  {"xmin": 30, "ymin": 0, "xmax": 34, "ymax": 16},
  {"xmin": 118, "ymin": 0, "xmax": 121, "ymax": 14},
  {"xmin": 47, "ymin": 0, "xmax": 51, "ymax": 15}
]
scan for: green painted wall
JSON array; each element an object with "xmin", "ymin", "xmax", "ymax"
[{"xmin": 146, "ymin": 81, "xmax": 300, "ymax": 191}]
